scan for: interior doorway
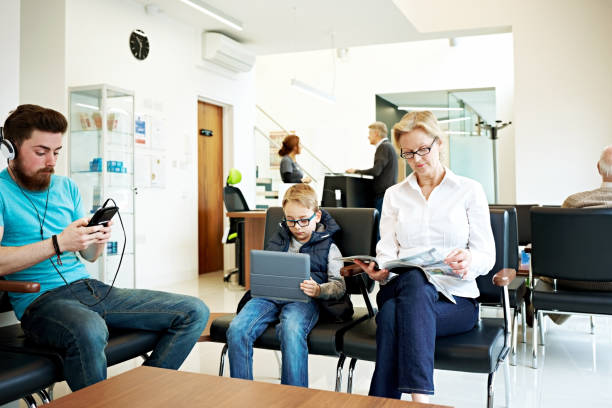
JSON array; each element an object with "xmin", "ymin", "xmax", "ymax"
[{"xmin": 197, "ymin": 101, "xmax": 224, "ymax": 274}]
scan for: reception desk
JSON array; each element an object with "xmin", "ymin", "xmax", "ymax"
[
  {"xmin": 321, "ymin": 174, "xmax": 375, "ymax": 208},
  {"xmin": 227, "ymin": 211, "xmax": 266, "ymax": 289}
]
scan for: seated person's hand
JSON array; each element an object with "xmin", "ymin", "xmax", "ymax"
[
  {"xmin": 444, "ymin": 248, "xmax": 472, "ymax": 279},
  {"xmin": 94, "ymin": 220, "xmax": 113, "ymax": 244},
  {"xmin": 58, "ymin": 218, "xmax": 108, "ymax": 252},
  {"xmin": 345, "ymin": 168, "xmax": 356, "ymax": 174},
  {"xmin": 300, "ymin": 278, "xmax": 321, "ymax": 297},
  {"xmin": 301, "ymin": 176, "xmax": 312, "ymax": 183},
  {"xmin": 353, "ymin": 259, "xmax": 390, "ymax": 282}
]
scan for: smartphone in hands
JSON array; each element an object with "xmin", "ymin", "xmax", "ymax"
[{"xmin": 87, "ymin": 206, "xmax": 118, "ymax": 227}]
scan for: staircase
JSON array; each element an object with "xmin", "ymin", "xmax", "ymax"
[{"xmin": 254, "ymin": 106, "xmax": 334, "ymax": 209}]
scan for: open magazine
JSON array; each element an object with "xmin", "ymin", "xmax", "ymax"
[{"xmin": 335, "ymin": 248, "xmax": 459, "ymax": 304}]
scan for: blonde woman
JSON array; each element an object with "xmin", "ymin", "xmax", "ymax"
[{"xmin": 352, "ymin": 111, "xmax": 495, "ymax": 403}]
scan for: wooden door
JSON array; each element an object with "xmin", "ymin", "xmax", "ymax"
[{"xmin": 197, "ymin": 101, "xmax": 224, "ymax": 274}]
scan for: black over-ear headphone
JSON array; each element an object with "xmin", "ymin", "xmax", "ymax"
[{"xmin": 0, "ymin": 127, "xmax": 16, "ymax": 160}]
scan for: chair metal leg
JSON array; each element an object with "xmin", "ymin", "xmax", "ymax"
[
  {"xmin": 511, "ymin": 307, "xmax": 519, "ymax": 366},
  {"xmin": 487, "ymin": 370, "xmax": 496, "ymax": 408},
  {"xmin": 532, "ymin": 308, "xmax": 538, "ymax": 369},
  {"xmin": 521, "ymin": 300, "xmax": 527, "ymax": 343},
  {"xmin": 47, "ymin": 383, "xmax": 55, "ymax": 400},
  {"xmin": 503, "ymin": 358, "xmax": 511, "ymax": 407},
  {"xmin": 347, "ymin": 358, "xmax": 358, "ymax": 394},
  {"xmin": 219, "ymin": 343, "xmax": 228, "ymax": 376},
  {"xmin": 37, "ymin": 389, "xmax": 51, "ymax": 404},
  {"xmin": 22, "ymin": 395, "xmax": 37, "ymax": 408},
  {"xmin": 590, "ymin": 315, "xmax": 595, "ymax": 334},
  {"xmin": 334, "ymin": 354, "xmax": 346, "ymax": 392},
  {"xmin": 537, "ymin": 311, "xmax": 545, "ymax": 346}
]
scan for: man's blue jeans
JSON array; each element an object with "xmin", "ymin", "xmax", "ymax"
[
  {"xmin": 20, "ymin": 279, "xmax": 209, "ymax": 391},
  {"xmin": 369, "ymin": 269, "xmax": 479, "ymax": 398},
  {"xmin": 226, "ymin": 297, "xmax": 319, "ymax": 387}
]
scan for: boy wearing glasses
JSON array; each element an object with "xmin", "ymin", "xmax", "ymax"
[{"xmin": 226, "ymin": 183, "xmax": 345, "ymax": 387}]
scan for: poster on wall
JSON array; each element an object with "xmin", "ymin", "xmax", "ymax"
[
  {"xmin": 269, "ymin": 130, "xmax": 288, "ymax": 169},
  {"xmin": 135, "ymin": 114, "xmax": 147, "ymax": 145}
]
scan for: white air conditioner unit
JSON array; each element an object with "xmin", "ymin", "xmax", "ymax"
[{"xmin": 202, "ymin": 32, "xmax": 255, "ymax": 73}]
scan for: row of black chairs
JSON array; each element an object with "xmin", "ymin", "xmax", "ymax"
[
  {"xmin": 210, "ymin": 206, "xmax": 524, "ymax": 408},
  {"xmin": 0, "ymin": 282, "xmax": 162, "ymax": 406}
]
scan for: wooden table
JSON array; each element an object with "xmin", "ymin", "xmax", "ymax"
[
  {"xmin": 227, "ymin": 211, "xmax": 266, "ymax": 290},
  {"xmin": 45, "ymin": 366, "xmax": 451, "ymax": 408}
]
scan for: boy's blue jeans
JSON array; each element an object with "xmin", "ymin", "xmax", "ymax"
[
  {"xmin": 369, "ymin": 269, "xmax": 479, "ymax": 398},
  {"xmin": 226, "ymin": 297, "xmax": 319, "ymax": 387},
  {"xmin": 19, "ymin": 279, "xmax": 209, "ymax": 391}
]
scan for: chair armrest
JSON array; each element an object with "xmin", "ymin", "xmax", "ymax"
[
  {"xmin": 0, "ymin": 280, "xmax": 41, "ymax": 293},
  {"xmin": 492, "ymin": 268, "xmax": 516, "ymax": 287},
  {"xmin": 340, "ymin": 264, "xmax": 363, "ymax": 277}
]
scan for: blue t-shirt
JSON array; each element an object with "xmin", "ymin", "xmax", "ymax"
[{"xmin": 0, "ymin": 169, "xmax": 89, "ymax": 319}]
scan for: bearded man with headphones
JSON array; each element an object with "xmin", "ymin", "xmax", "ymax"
[{"xmin": 0, "ymin": 104, "xmax": 209, "ymax": 391}]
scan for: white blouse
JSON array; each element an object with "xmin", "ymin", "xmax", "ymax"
[{"xmin": 377, "ymin": 168, "xmax": 496, "ymax": 299}]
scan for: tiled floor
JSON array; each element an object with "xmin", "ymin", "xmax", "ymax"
[{"xmin": 41, "ymin": 272, "xmax": 612, "ymax": 407}]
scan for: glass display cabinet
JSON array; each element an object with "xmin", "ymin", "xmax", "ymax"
[{"xmin": 69, "ymin": 85, "xmax": 135, "ymax": 288}]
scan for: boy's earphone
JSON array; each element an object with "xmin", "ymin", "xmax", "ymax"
[{"xmin": 0, "ymin": 127, "xmax": 17, "ymax": 160}]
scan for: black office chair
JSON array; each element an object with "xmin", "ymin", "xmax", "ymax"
[
  {"xmin": 488, "ymin": 205, "xmax": 528, "ymax": 364},
  {"xmin": 339, "ymin": 208, "xmax": 514, "ymax": 408},
  {"xmin": 0, "ymin": 279, "xmax": 162, "ymax": 405},
  {"xmin": 530, "ymin": 207, "xmax": 612, "ymax": 368},
  {"xmin": 223, "ymin": 185, "xmax": 250, "ymax": 284},
  {"xmin": 209, "ymin": 206, "xmax": 378, "ymax": 391}
]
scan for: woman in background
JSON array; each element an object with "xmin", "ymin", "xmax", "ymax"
[{"xmin": 278, "ymin": 134, "xmax": 311, "ymax": 184}]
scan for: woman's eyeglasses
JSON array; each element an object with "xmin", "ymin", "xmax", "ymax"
[
  {"xmin": 283, "ymin": 212, "xmax": 316, "ymax": 227},
  {"xmin": 400, "ymin": 137, "xmax": 438, "ymax": 160}
]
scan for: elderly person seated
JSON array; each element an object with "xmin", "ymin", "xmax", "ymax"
[{"xmin": 350, "ymin": 111, "xmax": 495, "ymax": 403}]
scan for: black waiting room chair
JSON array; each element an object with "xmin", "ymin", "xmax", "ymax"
[
  {"xmin": 530, "ymin": 207, "xmax": 612, "ymax": 368},
  {"xmin": 0, "ymin": 283, "xmax": 58, "ymax": 407},
  {"xmin": 0, "ymin": 279, "xmax": 163, "ymax": 406},
  {"xmin": 209, "ymin": 206, "xmax": 379, "ymax": 391},
  {"xmin": 338, "ymin": 208, "xmax": 516, "ymax": 408},
  {"xmin": 488, "ymin": 205, "xmax": 528, "ymax": 364}
]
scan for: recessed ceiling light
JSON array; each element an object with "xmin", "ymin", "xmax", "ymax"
[
  {"xmin": 179, "ymin": 0, "xmax": 243, "ymax": 31},
  {"xmin": 397, "ymin": 107, "xmax": 464, "ymax": 112}
]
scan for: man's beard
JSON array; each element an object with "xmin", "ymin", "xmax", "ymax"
[{"xmin": 10, "ymin": 160, "xmax": 54, "ymax": 191}]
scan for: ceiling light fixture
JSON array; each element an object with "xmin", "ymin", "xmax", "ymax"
[
  {"xmin": 398, "ymin": 106, "xmax": 465, "ymax": 112},
  {"xmin": 75, "ymin": 103, "xmax": 100, "ymax": 110},
  {"xmin": 438, "ymin": 117, "xmax": 471, "ymax": 124},
  {"xmin": 179, "ymin": 0, "xmax": 243, "ymax": 31},
  {"xmin": 445, "ymin": 130, "xmax": 476, "ymax": 135},
  {"xmin": 291, "ymin": 78, "xmax": 336, "ymax": 103}
]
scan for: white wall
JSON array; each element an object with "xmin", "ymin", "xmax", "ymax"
[
  {"xmin": 61, "ymin": 0, "xmax": 255, "ymax": 287},
  {"xmin": 0, "ymin": 0, "xmax": 20, "ymax": 333},
  {"xmin": 256, "ymin": 33, "xmax": 516, "ymax": 202},
  {"xmin": 0, "ymin": 0, "xmax": 20, "ymax": 123},
  {"xmin": 512, "ymin": 0, "xmax": 612, "ymax": 204},
  {"xmin": 20, "ymin": 0, "xmax": 68, "ymax": 174}
]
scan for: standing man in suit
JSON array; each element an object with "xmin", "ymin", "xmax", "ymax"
[{"xmin": 346, "ymin": 122, "xmax": 397, "ymax": 239}]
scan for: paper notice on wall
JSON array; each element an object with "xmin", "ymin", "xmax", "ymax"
[
  {"xmin": 135, "ymin": 114, "xmax": 147, "ymax": 145},
  {"xmin": 150, "ymin": 155, "xmax": 166, "ymax": 188}
]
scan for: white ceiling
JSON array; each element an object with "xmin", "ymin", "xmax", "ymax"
[
  {"xmin": 133, "ymin": 0, "xmax": 510, "ymax": 55},
  {"xmin": 379, "ymin": 88, "xmax": 497, "ymax": 125}
]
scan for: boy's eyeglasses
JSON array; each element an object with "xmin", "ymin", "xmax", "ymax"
[
  {"xmin": 400, "ymin": 136, "xmax": 438, "ymax": 160},
  {"xmin": 283, "ymin": 213, "xmax": 316, "ymax": 228}
]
